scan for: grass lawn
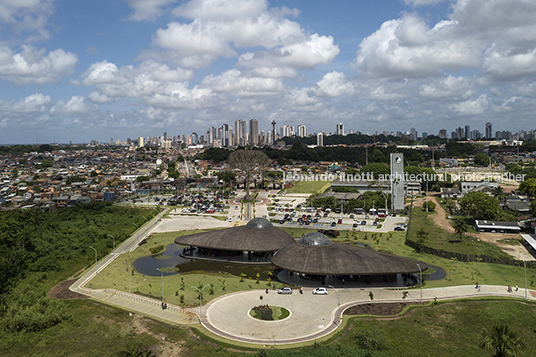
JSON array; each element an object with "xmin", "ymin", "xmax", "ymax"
[
  {"xmin": 89, "ymin": 231, "xmax": 287, "ymax": 306},
  {"xmin": 408, "ymin": 207, "xmax": 511, "ymax": 259},
  {"xmin": 283, "ymin": 180, "xmax": 332, "ymax": 194}
]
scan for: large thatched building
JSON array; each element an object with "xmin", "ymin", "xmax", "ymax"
[{"xmin": 271, "ymin": 232, "xmax": 428, "ymax": 284}]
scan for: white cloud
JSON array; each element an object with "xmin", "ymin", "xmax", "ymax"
[
  {"xmin": 314, "ymin": 71, "xmax": 354, "ymax": 97},
  {"xmin": 148, "ymin": 0, "xmax": 333, "ymax": 70},
  {"xmin": 450, "ymin": 94, "xmax": 488, "ymax": 115},
  {"xmin": 7, "ymin": 93, "xmax": 51, "ymax": 113},
  {"xmin": 125, "ymin": 0, "xmax": 176, "ymax": 21},
  {"xmin": 202, "ymin": 69, "xmax": 285, "ymax": 96},
  {"xmin": 354, "ymin": 14, "xmax": 480, "ymax": 78},
  {"xmin": 0, "ymin": 45, "xmax": 77, "ymax": 85},
  {"xmin": 237, "ymin": 34, "xmax": 339, "ymax": 70},
  {"xmin": 50, "ymin": 96, "xmax": 91, "ymax": 114},
  {"xmin": 419, "ymin": 75, "xmax": 476, "ymax": 100},
  {"xmin": 0, "ymin": 0, "xmax": 54, "ymax": 41}
]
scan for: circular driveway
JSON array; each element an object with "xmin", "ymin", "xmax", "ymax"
[{"xmin": 204, "ymin": 289, "xmax": 340, "ymax": 344}]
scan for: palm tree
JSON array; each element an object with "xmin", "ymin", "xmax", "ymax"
[
  {"xmin": 446, "ymin": 198, "xmax": 456, "ymax": 215},
  {"xmin": 479, "ymin": 324, "xmax": 524, "ymax": 357},
  {"xmin": 452, "ymin": 219, "xmax": 469, "ymax": 242},
  {"xmin": 492, "ymin": 186, "xmax": 507, "ymax": 205}
]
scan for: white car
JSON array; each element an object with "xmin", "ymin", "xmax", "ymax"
[
  {"xmin": 312, "ymin": 287, "xmax": 328, "ymax": 295},
  {"xmin": 278, "ymin": 287, "xmax": 293, "ymax": 294}
]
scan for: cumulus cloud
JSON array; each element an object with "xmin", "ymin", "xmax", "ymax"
[
  {"xmin": 0, "ymin": 0, "xmax": 55, "ymax": 41},
  {"xmin": 147, "ymin": 0, "xmax": 336, "ymax": 70},
  {"xmin": 0, "ymin": 45, "xmax": 77, "ymax": 85},
  {"xmin": 3, "ymin": 93, "xmax": 51, "ymax": 113},
  {"xmin": 201, "ymin": 69, "xmax": 285, "ymax": 96},
  {"xmin": 354, "ymin": 14, "xmax": 480, "ymax": 78},
  {"xmin": 50, "ymin": 96, "xmax": 91, "ymax": 115},
  {"xmin": 450, "ymin": 94, "xmax": 488, "ymax": 115},
  {"xmin": 125, "ymin": 0, "xmax": 176, "ymax": 21}
]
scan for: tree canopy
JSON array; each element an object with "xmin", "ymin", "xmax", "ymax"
[{"xmin": 459, "ymin": 192, "xmax": 502, "ymax": 220}]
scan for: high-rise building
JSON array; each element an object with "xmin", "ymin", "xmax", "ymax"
[
  {"xmin": 207, "ymin": 127, "xmax": 217, "ymax": 146},
  {"xmin": 464, "ymin": 125, "xmax": 470, "ymax": 139},
  {"xmin": 191, "ymin": 132, "xmax": 198, "ymax": 145},
  {"xmin": 280, "ymin": 125, "xmax": 288, "ymax": 138},
  {"xmin": 317, "ymin": 132, "xmax": 324, "ymax": 146},
  {"xmin": 336, "ymin": 123, "xmax": 344, "ymax": 136},
  {"xmin": 297, "ymin": 125, "xmax": 306, "ymax": 137},
  {"xmin": 235, "ymin": 119, "xmax": 246, "ymax": 146},
  {"xmin": 249, "ymin": 119, "xmax": 259, "ymax": 145},
  {"xmin": 138, "ymin": 136, "xmax": 144, "ymax": 148},
  {"xmin": 410, "ymin": 127, "xmax": 418, "ymax": 141},
  {"xmin": 438, "ymin": 129, "xmax": 447, "ymax": 139},
  {"xmin": 221, "ymin": 124, "xmax": 231, "ymax": 147},
  {"xmin": 485, "ymin": 122, "xmax": 492, "ymax": 139}
]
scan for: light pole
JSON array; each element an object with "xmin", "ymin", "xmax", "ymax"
[
  {"xmin": 524, "ymin": 260, "xmax": 528, "ymax": 300},
  {"xmin": 329, "ymin": 285, "xmax": 341, "ymax": 328},
  {"xmin": 89, "ymin": 246, "xmax": 97, "ymax": 266},
  {"xmin": 124, "ymin": 261, "xmax": 131, "ymax": 293},
  {"xmin": 417, "ymin": 264, "xmax": 422, "ymax": 303},
  {"xmin": 191, "ymin": 284, "xmax": 210, "ymax": 323},
  {"xmin": 133, "ymin": 223, "xmax": 139, "ymax": 230},
  {"xmin": 156, "ymin": 268, "xmax": 164, "ymax": 302},
  {"xmin": 108, "ymin": 234, "xmax": 115, "ymax": 251}
]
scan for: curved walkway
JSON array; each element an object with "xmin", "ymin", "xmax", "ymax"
[{"xmin": 198, "ymin": 285, "xmax": 535, "ymax": 345}]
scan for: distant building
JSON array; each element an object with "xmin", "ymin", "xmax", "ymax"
[
  {"xmin": 486, "ymin": 122, "xmax": 493, "ymax": 139},
  {"xmin": 336, "ymin": 123, "xmax": 344, "ymax": 136},
  {"xmin": 317, "ymin": 132, "xmax": 324, "ymax": 147},
  {"xmin": 249, "ymin": 119, "xmax": 259, "ymax": 145},
  {"xmin": 297, "ymin": 125, "xmax": 306, "ymax": 138}
]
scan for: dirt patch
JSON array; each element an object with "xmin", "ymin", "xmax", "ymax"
[
  {"xmin": 343, "ymin": 302, "xmax": 420, "ymax": 316},
  {"xmin": 48, "ymin": 279, "xmax": 88, "ymax": 300},
  {"xmin": 129, "ymin": 314, "xmax": 185, "ymax": 357}
]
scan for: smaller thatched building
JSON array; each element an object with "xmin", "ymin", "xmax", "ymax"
[{"xmin": 174, "ymin": 217, "xmax": 294, "ymax": 261}]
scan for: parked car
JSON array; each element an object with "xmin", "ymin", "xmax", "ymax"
[
  {"xmin": 373, "ymin": 221, "xmax": 378, "ymax": 226},
  {"xmin": 337, "ymin": 219, "xmax": 342, "ymax": 224},
  {"xmin": 331, "ymin": 222, "xmax": 336, "ymax": 227},
  {"xmin": 394, "ymin": 226, "xmax": 405, "ymax": 231},
  {"xmin": 278, "ymin": 287, "xmax": 292, "ymax": 294},
  {"xmin": 353, "ymin": 223, "xmax": 358, "ymax": 227},
  {"xmin": 312, "ymin": 287, "xmax": 328, "ymax": 295},
  {"xmin": 361, "ymin": 221, "xmax": 366, "ymax": 225}
]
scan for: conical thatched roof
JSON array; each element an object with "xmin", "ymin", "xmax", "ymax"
[
  {"xmin": 271, "ymin": 232, "xmax": 428, "ymax": 276},
  {"xmin": 174, "ymin": 218, "xmax": 295, "ymax": 252}
]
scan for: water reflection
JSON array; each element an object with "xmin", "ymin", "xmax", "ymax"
[{"xmin": 133, "ymin": 243, "xmax": 274, "ymax": 279}]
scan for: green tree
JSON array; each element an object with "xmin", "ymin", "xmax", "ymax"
[
  {"xmin": 479, "ymin": 324, "xmax": 524, "ymax": 357},
  {"xmin": 519, "ymin": 178, "xmax": 536, "ymax": 198},
  {"xmin": 473, "ymin": 153, "xmax": 490, "ymax": 167},
  {"xmin": 415, "ymin": 228, "xmax": 429, "ymax": 252},
  {"xmin": 452, "ymin": 219, "xmax": 469, "ymax": 242},
  {"xmin": 446, "ymin": 198, "xmax": 457, "ymax": 215},
  {"xmin": 531, "ymin": 200, "xmax": 536, "ymax": 217},
  {"xmin": 492, "ymin": 186, "xmax": 507, "ymax": 205},
  {"xmin": 360, "ymin": 163, "xmax": 389, "ymax": 179},
  {"xmin": 459, "ymin": 192, "xmax": 501, "ymax": 220}
]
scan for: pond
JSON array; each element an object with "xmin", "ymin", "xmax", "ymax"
[{"xmin": 133, "ymin": 243, "xmax": 274, "ymax": 279}]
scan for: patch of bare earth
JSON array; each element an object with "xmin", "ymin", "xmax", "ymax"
[
  {"xmin": 128, "ymin": 315, "xmax": 185, "ymax": 357},
  {"xmin": 47, "ymin": 279, "xmax": 87, "ymax": 299}
]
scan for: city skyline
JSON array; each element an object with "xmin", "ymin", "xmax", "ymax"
[{"xmin": 1, "ymin": 0, "xmax": 536, "ymax": 144}]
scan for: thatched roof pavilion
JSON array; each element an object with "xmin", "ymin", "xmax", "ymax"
[
  {"xmin": 271, "ymin": 232, "xmax": 427, "ymax": 276},
  {"xmin": 174, "ymin": 217, "xmax": 294, "ymax": 252}
]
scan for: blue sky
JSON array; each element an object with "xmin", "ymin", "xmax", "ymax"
[{"xmin": 0, "ymin": 0, "xmax": 535, "ymax": 144}]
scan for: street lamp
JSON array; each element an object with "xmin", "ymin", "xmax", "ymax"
[
  {"xmin": 191, "ymin": 284, "xmax": 210, "ymax": 323},
  {"xmin": 328, "ymin": 285, "xmax": 341, "ymax": 329},
  {"xmin": 156, "ymin": 268, "xmax": 164, "ymax": 302},
  {"xmin": 108, "ymin": 234, "xmax": 115, "ymax": 251},
  {"xmin": 133, "ymin": 223, "xmax": 139, "ymax": 230},
  {"xmin": 417, "ymin": 264, "xmax": 422, "ymax": 303},
  {"xmin": 89, "ymin": 246, "xmax": 97, "ymax": 266},
  {"xmin": 524, "ymin": 260, "xmax": 528, "ymax": 300}
]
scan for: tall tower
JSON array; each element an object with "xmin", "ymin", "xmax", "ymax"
[
  {"xmin": 336, "ymin": 123, "xmax": 344, "ymax": 136},
  {"xmin": 390, "ymin": 153, "xmax": 404, "ymax": 213},
  {"xmin": 271, "ymin": 120, "xmax": 276, "ymax": 145},
  {"xmin": 249, "ymin": 119, "xmax": 259, "ymax": 145},
  {"xmin": 298, "ymin": 125, "xmax": 306, "ymax": 138},
  {"xmin": 485, "ymin": 122, "xmax": 492, "ymax": 139}
]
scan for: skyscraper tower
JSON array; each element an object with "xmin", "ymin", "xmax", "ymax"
[
  {"xmin": 271, "ymin": 120, "xmax": 276, "ymax": 145},
  {"xmin": 249, "ymin": 119, "xmax": 259, "ymax": 145},
  {"xmin": 485, "ymin": 122, "xmax": 492, "ymax": 139},
  {"xmin": 336, "ymin": 123, "xmax": 344, "ymax": 136}
]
